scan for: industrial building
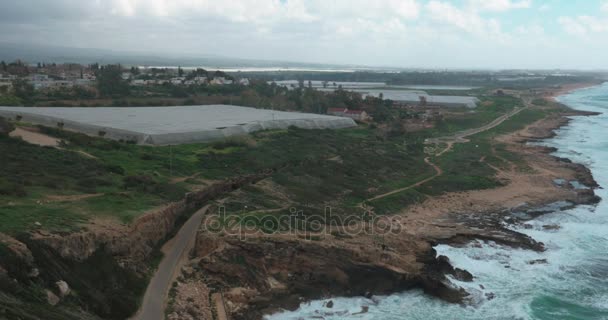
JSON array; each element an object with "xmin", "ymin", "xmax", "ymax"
[
  {"xmin": 362, "ymin": 90, "xmax": 480, "ymax": 108},
  {"xmin": 0, "ymin": 105, "xmax": 356, "ymax": 145}
]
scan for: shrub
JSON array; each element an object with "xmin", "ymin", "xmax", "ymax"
[{"xmin": 0, "ymin": 117, "xmax": 14, "ymax": 135}]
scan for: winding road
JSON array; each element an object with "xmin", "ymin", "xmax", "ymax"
[
  {"xmin": 132, "ymin": 205, "xmax": 209, "ymax": 320},
  {"xmin": 134, "ymin": 98, "xmax": 533, "ymax": 318},
  {"xmin": 364, "ymin": 101, "xmax": 531, "ymax": 204}
]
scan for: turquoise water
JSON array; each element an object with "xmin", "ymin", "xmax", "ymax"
[{"xmin": 267, "ymin": 83, "xmax": 608, "ymax": 320}]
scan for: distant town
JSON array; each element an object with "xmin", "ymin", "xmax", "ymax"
[{"xmin": 0, "ymin": 59, "xmax": 600, "ymax": 132}]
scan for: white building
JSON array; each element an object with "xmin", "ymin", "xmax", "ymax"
[
  {"xmin": 194, "ymin": 76, "xmax": 208, "ymax": 84},
  {"xmin": 74, "ymin": 78, "xmax": 95, "ymax": 87},
  {"xmin": 170, "ymin": 77, "xmax": 185, "ymax": 85}
]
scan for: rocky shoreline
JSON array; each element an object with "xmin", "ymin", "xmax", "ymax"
[
  {"xmin": 0, "ymin": 94, "xmax": 602, "ymax": 320},
  {"xmin": 163, "ymin": 106, "xmax": 602, "ymax": 319}
]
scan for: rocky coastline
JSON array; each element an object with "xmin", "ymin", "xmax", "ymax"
[
  {"xmin": 164, "ymin": 105, "xmax": 602, "ymax": 320},
  {"xmin": 0, "ymin": 93, "xmax": 602, "ymax": 320}
]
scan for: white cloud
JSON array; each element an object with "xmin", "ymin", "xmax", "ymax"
[
  {"xmin": 105, "ymin": 0, "xmax": 420, "ymax": 23},
  {"xmin": 426, "ymin": 1, "xmax": 503, "ymax": 36},
  {"xmin": 4, "ymin": 0, "xmax": 608, "ymax": 69},
  {"xmin": 467, "ymin": 0, "xmax": 532, "ymax": 12},
  {"xmin": 602, "ymin": 1, "xmax": 608, "ymax": 13},
  {"xmin": 559, "ymin": 15, "xmax": 608, "ymax": 36}
]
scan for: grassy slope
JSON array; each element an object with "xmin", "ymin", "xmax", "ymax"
[{"xmin": 0, "ymin": 94, "xmax": 544, "ymax": 234}]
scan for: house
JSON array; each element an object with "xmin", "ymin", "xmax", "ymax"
[
  {"xmin": 30, "ymin": 74, "xmax": 49, "ymax": 82},
  {"xmin": 344, "ymin": 110, "xmax": 369, "ymax": 121},
  {"xmin": 74, "ymin": 78, "xmax": 95, "ymax": 87},
  {"xmin": 193, "ymin": 76, "xmax": 208, "ymax": 84},
  {"xmin": 327, "ymin": 108, "xmax": 369, "ymax": 121},
  {"xmin": 210, "ymin": 77, "xmax": 224, "ymax": 85},
  {"xmin": 210, "ymin": 77, "xmax": 231, "ymax": 85},
  {"xmin": 238, "ymin": 78, "xmax": 250, "ymax": 86},
  {"xmin": 170, "ymin": 77, "xmax": 185, "ymax": 85},
  {"xmin": 121, "ymin": 72, "xmax": 132, "ymax": 80},
  {"xmin": 131, "ymin": 79, "xmax": 145, "ymax": 86},
  {"xmin": 327, "ymin": 107, "xmax": 347, "ymax": 116},
  {"xmin": 0, "ymin": 74, "xmax": 15, "ymax": 90}
]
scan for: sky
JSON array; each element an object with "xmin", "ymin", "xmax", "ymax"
[{"xmin": 1, "ymin": 0, "xmax": 608, "ymax": 69}]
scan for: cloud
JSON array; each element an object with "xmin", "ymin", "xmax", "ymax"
[
  {"xmin": 559, "ymin": 16, "xmax": 608, "ymax": 36},
  {"xmin": 1, "ymin": 0, "xmax": 608, "ymax": 69},
  {"xmin": 559, "ymin": 2, "xmax": 608, "ymax": 38},
  {"xmin": 425, "ymin": 1, "xmax": 503, "ymax": 36},
  {"xmin": 467, "ymin": 0, "xmax": 532, "ymax": 12},
  {"xmin": 602, "ymin": 1, "xmax": 608, "ymax": 13}
]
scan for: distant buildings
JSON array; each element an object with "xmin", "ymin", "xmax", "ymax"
[
  {"xmin": 362, "ymin": 90, "xmax": 479, "ymax": 109},
  {"xmin": 1, "ymin": 62, "xmax": 250, "ymax": 93},
  {"xmin": 0, "ymin": 74, "xmax": 15, "ymax": 90}
]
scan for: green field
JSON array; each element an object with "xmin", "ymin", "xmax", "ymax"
[{"xmin": 0, "ymin": 94, "xmax": 553, "ymax": 234}]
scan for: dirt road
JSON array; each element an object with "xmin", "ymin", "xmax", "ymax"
[
  {"xmin": 132, "ymin": 205, "xmax": 209, "ymax": 320},
  {"xmin": 364, "ymin": 157, "xmax": 443, "ymax": 203},
  {"xmin": 426, "ymin": 104, "xmax": 529, "ymax": 145},
  {"xmin": 365, "ymin": 102, "xmax": 530, "ymax": 204}
]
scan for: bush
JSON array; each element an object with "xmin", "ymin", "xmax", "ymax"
[
  {"xmin": 123, "ymin": 175, "xmax": 155, "ymax": 190},
  {"xmin": 0, "ymin": 117, "xmax": 14, "ymax": 135},
  {"xmin": 0, "ymin": 178, "xmax": 27, "ymax": 197},
  {"xmin": 210, "ymin": 137, "xmax": 250, "ymax": 149}
]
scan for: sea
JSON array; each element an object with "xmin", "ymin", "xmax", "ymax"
[{"xmin": 267, "ymin": 83, "xmax": 608, "ymax": 320}]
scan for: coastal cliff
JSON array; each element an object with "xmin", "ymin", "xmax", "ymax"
[
  {"xmin": 0, "ymin": 173, "xmax": 269, "ymax": 320},
  {"xmin": 166, "ymin": 107, "xmax": 602, "ymax": 320}
]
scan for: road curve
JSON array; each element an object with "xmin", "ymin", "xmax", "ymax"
[
  {"xmin": 365, "ymin": 102, "xmax": 531, "ymax": 204},
  {"xmin": 364, "ymin": 157, "xmax": 443, "ymax": 203},
  {"xmin": 132, "ymin": 205, "xmax": 209, "ymax": 320}
]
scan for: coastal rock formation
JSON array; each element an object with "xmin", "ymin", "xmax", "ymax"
[
  {"xmin": 187, "ymin": 232, "xmax": 466, "ymax": 320},
  {"xmin": 0, "ymin": 172, "xmax": 271, "ymax": 320},
  {"xmin": 166, "ymin": 108, "xmax": 604, "ymax": 320}
]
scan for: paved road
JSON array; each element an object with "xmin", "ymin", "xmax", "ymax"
[{"xmin": 132, "ymin": 205, "xmax": 209, "ymax": 320}]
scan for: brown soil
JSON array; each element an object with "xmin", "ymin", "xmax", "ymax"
[{"xmin": 9, "ymin": 127, "xmax": 61, "ymax": 147}]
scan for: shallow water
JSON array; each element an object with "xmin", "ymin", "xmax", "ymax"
[{"xmin": 267, "ymin": 83, "xmax": 608, "ymax": 320}]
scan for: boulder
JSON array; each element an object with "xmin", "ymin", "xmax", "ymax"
[
  {"xmin": 0, "ymin": 117, "xmax": 14, "ymax": 135},
  {"xmin": 46, "ymin": 290, "xmax": 60, "ymax": 306},
  {"xmin": 56, "ymin": 280, "xmax": 71, "ymax": 297}
]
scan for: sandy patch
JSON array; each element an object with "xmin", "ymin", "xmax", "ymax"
[
  {"xmin": 9, "ymin": 127, "xmax": 62, "ymax": 147},
  {"xmin": 544, "ymin": 82, "xmax": 600, "ymax": 102}
]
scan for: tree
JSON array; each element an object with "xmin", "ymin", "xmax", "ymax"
[
  {"xmin": 0, "ymin": 61, "xmax": 6, "ymax": 72},
  {"xmin": 96, "ymin": 64, "xmax": 130, "ymax": 97},
  {"xmin": 130, "ymin": 66, "xmax": 140, "ymax": 76},
  {"xmin": 11, "ymin": 79, "xmax": 35, "ymax": 105},
  {"xmin": 178, "ymin": 66, "xmax": 184, "ymax": 77}
]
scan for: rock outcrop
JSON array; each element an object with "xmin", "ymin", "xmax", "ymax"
[
  {"xmin": 179, "ymin": 230, "xmax": 480, "ymax": 320},
  {"xmin": 0, "ymin": 172, "xmax": 270, "ymax": 320}
]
